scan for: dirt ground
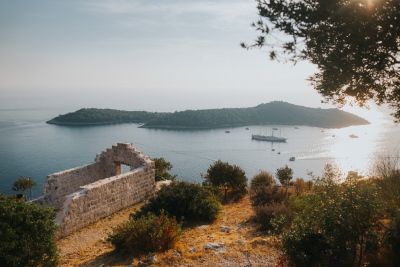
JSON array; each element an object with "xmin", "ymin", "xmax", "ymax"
[{"xmin": 57, "ymin": 195, "xmax": 282, "ymax": 267}]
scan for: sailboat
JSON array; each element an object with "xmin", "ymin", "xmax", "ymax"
[{"xmin": 251, "ymin": 127, "xmax": 287, "ymax": 142}]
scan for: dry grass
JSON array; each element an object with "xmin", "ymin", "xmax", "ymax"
[{"xmin": 57, "ymin": 196, "xmax": 281, "ymax": 267}]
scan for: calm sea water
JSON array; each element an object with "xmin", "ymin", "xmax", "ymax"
[{"xmin": 1, "ymin": 104, "xmax": 399, "ymax": 198}]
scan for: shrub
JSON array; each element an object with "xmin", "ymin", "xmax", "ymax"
[
  {"xmin": 282, "ymin": 165, "xmax": 383, "ymax": 267},
  {"xmin": 133, "ymin": 181, "xmax": 221, "ymax": 222},
  {"xmin": 203, "ymin": 160, "xmax": 247, "ymax": 201},
  {"xmin": 292, "ymin": 178, "xmax": 308, "ymax": 195},
  {"xmin": 254, "ymin": 202, "xmax": 294, "ymax": 233},
  {"xmin": 373, "ymin": 154, "xmax": 400, "ymax": 214},
  {"xmin": 250, "ymin": 171, "xmax": 276, "ymax": 190},
  {"xmin": 250, "ymin": 185, "xmax": 287, "ymax": 206},
  {"xmin": 386, "ymin": 212, "xmax": 400, "ymax": 266},
  {"xmin": 108, "ymin": 211, "xmax": 182, "ymax": 253},
  {"xmin": 0, "ymin": 195, "xmax": 58, "ymax": 267}
]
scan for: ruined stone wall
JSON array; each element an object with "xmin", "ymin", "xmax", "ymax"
[
  {"xmin": 35, "ymin": 163, "xmax": 103, "ymax": 209},
  {"xmin": 56, "ymin": 166, "xmax": 154, "ymax": 238},
  {"xmin": 33, "ymin": 143, "xmax": 155, "ymax": 238}
]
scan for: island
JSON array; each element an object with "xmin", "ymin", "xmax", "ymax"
[{"xmin": 46, "ymin": 101, "xmax": 370, "ymax": 129}]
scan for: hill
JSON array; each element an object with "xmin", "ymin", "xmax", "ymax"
[{"xmin": 47, "ymin": 101, "xmax": 369, "ymax": 129}]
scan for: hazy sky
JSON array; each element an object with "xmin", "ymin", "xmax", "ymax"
[{"xmin": 1, "ymin": 0, "xmax": 333, "ymax": 111}]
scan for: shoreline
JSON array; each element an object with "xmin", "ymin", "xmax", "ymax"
[{"xmin": 46, "ymin": 119, "xmax": 370, "ymax": 129}]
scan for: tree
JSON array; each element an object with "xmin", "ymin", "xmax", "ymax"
[
  {"xmin": 153, "ymin": 157, "xmax": 177, "ymax": 181},
  {"xmin": 243, "ymin": 0, "xmax": 400, "ymax": 121},
  {"xmin": 12, "ymin": 176, "xmax": 37, "ymax": 200},
  {"xmin": 203, "ymin": 160, "xmax": 247, "ymax": 201},
  {"xmin": 0, "ymin": 194, "xmax": 59, "ymax": 267},
  {"xmin": 276, "ymin": 165, "xmax": 293, "ymax": 193}
]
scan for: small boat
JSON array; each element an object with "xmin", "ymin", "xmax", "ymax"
[
  {"xmin": 277, "ymin": 152, "xmax": 281, "ymax": 154},
  {"xmin": 289, "ymin": 157, "xmax": 295, "ymax": 161},
  {"xmin": 349, "ymin": 134, "xmax": 358, "ymax": 138},
  {"xmin": 272, "ymin": 149, "xmax": 275, "ymax": 151},
  {"xmin": 245, "ymin": 128, "xmax": 249, "ymax": 130},
  {"xmin": 294, "ymin": 127, "xmax": 299, "ymax": 129},
  {"xmin": 332, "ymin": 135, "xmax": 335, "ymax": 137},
  {"xmin": 273, "ymin": 127, "xmax": 278, "ymax": 130},
  {"xmin": 225, "ymin": 131, "xmax": 230, "ymax": 133}
]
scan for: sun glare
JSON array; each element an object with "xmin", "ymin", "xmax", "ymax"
[{"xmin": 329, "ymin": 104, "xmax": 390, "ymax": 177}]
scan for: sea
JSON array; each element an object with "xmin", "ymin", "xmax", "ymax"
[{"xmin": 1, "ymin": 96, "xmax": 399, "ymax": 198}]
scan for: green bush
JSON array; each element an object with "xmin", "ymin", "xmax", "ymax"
[
  {"xmin": 0, "ymin": 195, "xmax": 58, "ymax": 267},
  {"xmin": 254, "ymin": 202, "xmax": 294, "ymax": 233},
  {"xmin": 108, "ymin": 211, "xmax": 182, "ymax": 253},
  {"xmin": 386, "ymin": 212, "xmax": 400, "ymax": 266},
  {"xmin": 133, "ymin": 181, "xmax": 221, "ymax": 222},
  {"xmin": 282, "ymin": 165, "xmax": 383, "ymax": 267},
  {"xmin": 250, "ymin": 185, "xmax": 287, "ymax": 206},
  {"xmin": 250, "ymin": 171, "xmax": 276, "ymax": 189}
]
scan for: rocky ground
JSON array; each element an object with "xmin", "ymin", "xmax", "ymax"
[{"xmin": 57, "ymin": 195, "xmax": 282, "ymax": 267}]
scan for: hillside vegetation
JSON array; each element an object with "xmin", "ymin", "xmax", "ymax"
[{"xmin": 47, "ymin": 101, "xmax": 369, "ymax": 128}]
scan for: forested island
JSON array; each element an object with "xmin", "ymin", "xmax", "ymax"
[{"xmin": 47, "ymin": 101, "xmax": 370, "ymax": 129}]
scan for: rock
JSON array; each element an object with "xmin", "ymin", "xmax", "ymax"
[
  {"xmin": 147, "ymin": 255, "xmax": 157, "ymax": 263},
  {"xmin": 236, "ymin": 239, "xmax": 246, "ymax": 245},
  {"xmin": 220, "ymin": 226, "xmax": 230, "ymax": 232},
  {"xmin": 197, "ymin": 225, "xmax": 208, "ymax": 231},
  {"xmin": 203, "ymin": 242, "xmax": 226, "ymax": 254},
  {"xmin": 172, "ymin": 251, "xmax": 181, "ymax": 258}
]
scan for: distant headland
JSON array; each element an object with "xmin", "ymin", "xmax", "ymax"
[{"xmin": 46, "ymin": 101, "xmax": 370, "ymax": 129}]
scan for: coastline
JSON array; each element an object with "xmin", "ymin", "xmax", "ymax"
[{"xmin": 47, "ymin": 120, "xmax": 369, "ymax": 129}]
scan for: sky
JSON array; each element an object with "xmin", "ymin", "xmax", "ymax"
[{"xmin": 0, "ymin": 0, "xmax": 362, "ymax": 112}]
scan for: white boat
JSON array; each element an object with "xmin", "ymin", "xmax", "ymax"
[
  {"xmin": 252, "ymin": 128, "xmax": 287, "ymax": 142},
  {"xmin": 252, "ymin": 133, "xmax": 287, "ymax": 142}
]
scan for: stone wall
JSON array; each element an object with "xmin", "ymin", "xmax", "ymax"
[{"xmin": 32, "ymin": 143, "xmax": 155, "ymax": 238}]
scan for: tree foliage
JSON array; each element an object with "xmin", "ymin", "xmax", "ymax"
[
  {"xmin": 153, "ymin": 157, "xmax": 177, "ymax": 181},
  {"xmin": 133, "ymin": 181, "xmax": 221, "ymax": 222},
  {"xmin": 0, "ymin": 195, "xmax": 58, "ymax": 267},
  {"xmin": 49, "ymin": 102, "xmax": 369, "ymax": 128},
  {"xmin": 276, "ymin": 165, "xmax": 293, "ymax": 189},
  {"xmin": 244, "ymin": 0, "xmax": 400, "ymax": 121},
  {"xmin": 203, "ymin": 160, "xmax": 247, "ymax": 201},
  {"xmin": 12, "ymin": 176, "xmax": 37, "ymax": 200}
]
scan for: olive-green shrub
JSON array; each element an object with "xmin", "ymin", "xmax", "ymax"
[
  {"xmin": 108, "ymin": 211, "xmax": 182, "ymax": 253},
  {"xmin": 133, "ymin": 181, "xmax": 221, "ymax": 222},
  {"xmin": 282, "ymin": 165, "xmax": 383, "ymax": 267}
]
